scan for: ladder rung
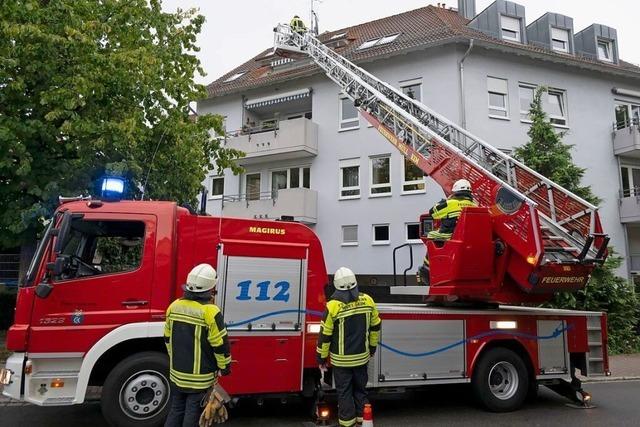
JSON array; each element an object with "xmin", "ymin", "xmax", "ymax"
[{"xmin": 544, "ymin": 246, "xmax": 579, "ymax": 252}]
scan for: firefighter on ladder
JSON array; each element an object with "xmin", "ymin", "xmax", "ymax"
[
  {"xmin": 164, "ymin": 264, "xmax": 232, "ymax": 427},
  {"xmin": 290, "ymin": 15, "xmax": 307, "ymax": 34},
  {"xmin": 417, "ymin": 179, "xmax": 478, "ymax": 285},
  {"xmin": 317, "ymin": 267, "xmax": 381, "ymax": 427}
]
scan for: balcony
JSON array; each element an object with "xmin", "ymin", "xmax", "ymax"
[
  {"xmin": 619, "ymin": 191, "xmax": 640, "ymax": 223},
  {"xmin": 222, "ymin": 187, "xmax": 318, "ymax": 224},
  {"xmin": 227, "ymin": 117, "xmax": 318, "ymax": 165},
  {"xmin": 613, "ymin": 121, "xmax": 640, "ymax": 158}
]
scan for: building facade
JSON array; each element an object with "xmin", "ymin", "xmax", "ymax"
[{"xmin": 198, "ymin": 1, "xmax": 640, "ymax": 284}]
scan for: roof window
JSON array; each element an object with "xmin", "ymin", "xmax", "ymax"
[
  {"xmin": 357, "ymin": 33, "xmax": 400, "ymax": 50},
  {"xmin": 223, "ymin": 72, "xmax": 246, "ymax": 83}
]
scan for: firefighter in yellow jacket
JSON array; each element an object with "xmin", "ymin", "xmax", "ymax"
[
  {"xmin": 417, "ymin": 179, "xmax": 478, "ymax": 285},
  {"xmin": 290, "ymin": 15, "xmax": 307, "ymax": 34},
  {"xmin": 164, "ymin": 264, "xmax": 231, "ymax": 427},
  {"xmin": 317, "ymin": 267, "xmax": 381, "ymax": 427}
]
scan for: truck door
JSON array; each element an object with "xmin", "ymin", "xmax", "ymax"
[
  {"xmin": 28, "ymin": 213, "xmax": 156, "ymax": 353},
  {"xmin": 217, "ymin": 242, "xmax": 307, "ymax": 395}
]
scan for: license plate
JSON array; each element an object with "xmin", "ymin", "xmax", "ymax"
[{"xmin": 0, "ymin": 368, "xmax": 12, "ymax": 385}]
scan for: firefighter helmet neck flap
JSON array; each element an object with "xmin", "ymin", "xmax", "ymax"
[{"xmin": 186, "ymin": 264, "xmax": 218, "ymax": 293}]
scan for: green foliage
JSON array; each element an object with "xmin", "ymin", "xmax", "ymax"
[
  {"xmin": 550, "ymin": 253, "xmax": 640, "ymax": 353},
  {"xmin": 516, "ymin": 87, "xmax": 639, "ymax": 353},
  {"xmin": 0, "ymin": 0, "xmax": 244, "ymax": 248},
  {"xmin": 514, "ymin": 86, "xmax": 599, "ymax": 205}
]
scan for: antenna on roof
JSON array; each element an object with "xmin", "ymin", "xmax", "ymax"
[{"xmin": 310, "ymin": 0, "xmax": 321, "ymax": 35}]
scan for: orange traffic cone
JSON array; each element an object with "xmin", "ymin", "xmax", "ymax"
[{"xmin": 362, "ymin": 403, "xmax": 373, "ymax": 427}]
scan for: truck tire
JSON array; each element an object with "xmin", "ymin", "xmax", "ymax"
[
  {"xmin": 471, "ymin": 347, "xmax": 529, "ymax": 412},
  {"xmin": 101, "ymin": 351, "xmax": 171, "ymax": 427}
]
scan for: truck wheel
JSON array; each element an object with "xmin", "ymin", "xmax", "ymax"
[
  {"xmin": 101, "ymin": 351, "xmax": 171, "ymax": 427},
  {"xmin": 471, "ymin": 347, "xmax": 529, "ymax": 412}
]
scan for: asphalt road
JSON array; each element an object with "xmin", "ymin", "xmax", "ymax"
[{"xmin": 2, "ymin": 380, "xmax": 639, "ymax": 426}]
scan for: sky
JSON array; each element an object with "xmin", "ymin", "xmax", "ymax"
[{"xmin": 161, "ymin": 0, "xmax": 640, "ymax": 85}]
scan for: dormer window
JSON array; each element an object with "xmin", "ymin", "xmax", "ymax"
[
  {"xmin": 597, "ymin": 39, "xmax": 613, "ymax": 62},
  {"xmin": 500, "ymin": 16, "xmax": 522, "ymax": 43},
  {"xmin": 551, "ymin": 27, "xmax": 570, "ymax": 53}
]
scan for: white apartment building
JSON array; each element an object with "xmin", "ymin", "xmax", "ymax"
[{"xmin": 198, "ymin": 0, "xmax": 640, "ymax": 285}]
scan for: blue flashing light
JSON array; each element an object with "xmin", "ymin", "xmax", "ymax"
[{"xmin": 101, "ymin": 177, "xmax": 125, "ymax": 200}]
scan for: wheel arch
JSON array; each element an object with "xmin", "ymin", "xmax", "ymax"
[
  {"xmin": 469, "ymin": 339, "xmax": 536, "ymax": 384},
  {"xmin": 75, "ymin": 322, "xmax": 165, "ymax": 404}
]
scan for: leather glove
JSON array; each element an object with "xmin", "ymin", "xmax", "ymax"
[
  {"xmin": 219, "ymin": 365, "xmax": 231, "ymax": 376},
  {"xmin": 369, "ymin": 346, "xmax": 377, "ymax": 357}
]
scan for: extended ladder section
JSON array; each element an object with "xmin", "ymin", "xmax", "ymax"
[{"xmin": 274, "ymin": 25, "xmax": 608, "ymax": 296}]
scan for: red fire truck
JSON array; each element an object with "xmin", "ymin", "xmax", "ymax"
[{"xmin": 1, "ymin": 24, "xmax": 611, "ymax": 427}]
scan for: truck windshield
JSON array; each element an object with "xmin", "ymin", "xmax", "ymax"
[{"xmin": 23, "ymin": 217, "xmax": 56, "ymax": 286}]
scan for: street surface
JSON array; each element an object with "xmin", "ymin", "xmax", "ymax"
[{"xmin": 2, "ymin": 380, "xmax": 639, "ymax": 426}]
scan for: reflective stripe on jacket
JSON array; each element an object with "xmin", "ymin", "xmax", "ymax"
[
  {"xmin": 316, "ymin": 292, "xmax": 381, "ymax": 367},
  {"xmin": 427, "ymin": 195, "xmax": 477, "ymax": 240},
  {"xmin": 164, "ymin": 298, "xmax": 231, "ymax": 391}
]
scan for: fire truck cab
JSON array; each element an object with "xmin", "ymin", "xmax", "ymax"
[{"xmin": 2, "ymin": 200, "xmax": 327, "ymax": 426}]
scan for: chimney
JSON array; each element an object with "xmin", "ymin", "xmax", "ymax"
[{"xmin": 458, "ymin": 0, "xmax": 476, "ymax": 20}]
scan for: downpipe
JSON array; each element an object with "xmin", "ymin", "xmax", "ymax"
[{"xmin": 459, "ymin": 39, "xmax": 474, "ymax": 129}]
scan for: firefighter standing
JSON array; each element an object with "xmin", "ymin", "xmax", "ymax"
[
  {"xmin": 164, "ymin": 264, "xmax": 231, "ymax": 427},
  {"xmin": 317, "ymin": 267, "xmax": 381, "ymax": 427},
  {"xmin": 418, "ymin": 179, "xmax": 478, "ymax": 285},
  {"xmin": 290, "ymin": 15, "xmax": 307, "ymax": 34}
]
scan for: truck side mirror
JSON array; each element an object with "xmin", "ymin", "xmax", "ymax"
[
  {"xmin": 47, "ymin": 256, "xmax": 67, "ymax": 277},
  {"xmin": 35, "ymin": 282, "xmax": 53, "ymax": 299}
]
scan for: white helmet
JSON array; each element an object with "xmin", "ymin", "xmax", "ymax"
[
  {"xmin": 452, "ymin": 179, "xmax": 472, "ymax": 193},
  {"xmin": 185, "ymin": 264, "xmax": 218, "ymax": 293},
  {"xmin": 334, "ymin": 267, "xmax": 357, "ymax": 291}
]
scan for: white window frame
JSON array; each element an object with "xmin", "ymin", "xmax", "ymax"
[
  {"xmin": 269, "ymin": 166, "xmax": 311, "ymax": 192},
  {"xmin": 551, "ymin": 27, "xmax": 570, "ymax": 53},
  {"xmin": 369, "ymin": 155, "xmax": 391, "ymax": 197},
  {"xmin": 209, "ymin": 175, "xmax": 224, "ymax": 200},
  {"xmin": 547, "ymin": 88, "xmax": 568, "ymax": 127},
  {"xmin": 518, "ymin": 83, "xmax": 568, "ymax": 127},
  {"xmin": 518, "ymin": 83, "xmax": 536, "ymax": 122},
  {"xmin": 401, "ymin": 157, "xmax": 426, "ymax": 195},
  {"xmin": 405, "ymin": 222, "xmax": 422, "ymax": 244},
  {"xmin": 339, "ymin": 158, "xmax": 360, "ymax": 200},
  {"xmin": 620, "ymin": 165, "xmax": 640, "ymax": 197},
  {"xmin": 487, "ymin": 77, "xmax": 509, "ymax": 120},
  {"xmin": 400, "ymin": 78, "xmax": 423, "ymax": 102},
  {"xmin": 597, "ymin": 39, "xmax": 613, "ymax": 62},
  {"xmin": 372, "ymin": 224, "xmax": 390, "ymax": 246},
  {"xmin": 342, "ymin": 225, "xmax": 359, "ymax": 246},
  {"xmin": 339, "ymin": 95, "xmax": 359, "ymax": 131},
  {"xmin": 500, "ymin": 15, "xmax": 522, "ymax": 43}
]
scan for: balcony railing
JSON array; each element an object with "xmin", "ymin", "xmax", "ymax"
[
  {"xmin": 222, "ymin": 187, "xmax": 318, "ymax": 224},
  {"xmin": 613, "ymin": 119, "xmax": 640, "ymax": 157},
  {"xmin": 226, "ymin": 117, "xmax": 318, "ymax": 165}
]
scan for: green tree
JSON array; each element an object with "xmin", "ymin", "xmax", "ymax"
[
  {"xmin": 0, "ymin": 0, "xmax": 243, "ymax": 248},
  {"xmin": 515, "ymin": 87, "xmax": 639, "ymax": 353}
]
